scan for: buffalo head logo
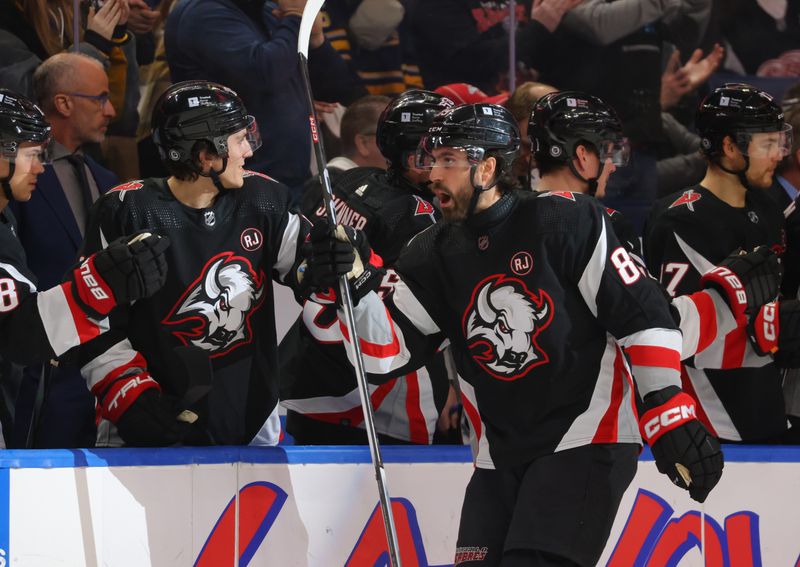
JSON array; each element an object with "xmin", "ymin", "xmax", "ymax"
[
  {"xmin": 162, "ymin": 252, "xmax": 265, "ymax": 357},
  {"xmin": 462, "ymin": 274, "xmax": 554, "ymax": 380}
]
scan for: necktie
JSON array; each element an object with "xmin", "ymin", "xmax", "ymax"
[{"xmin": 65, "ymin": 153, "xmax": 95, "ymax": 216}]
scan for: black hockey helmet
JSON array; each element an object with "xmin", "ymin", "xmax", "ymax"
[
  {"xmin": 0, "ymin": 88, "xmax": 52, "ymax": 163},
  {"xmin": 696, "ymin": 83, "xmax": 790, "ymax": 158},
  {"xmin": 417, "ymin": 103, "xmax": 520, "ymax": 174},
  {"xmin": 0, "ymin": 88, "xmax": 52, "ymax": 200},
  {"xmin": 529, "ymin": 90, "xmax": 629, "ymax": 167},
  {"xmin": 376, "ymin": 89, "xmax": 454, "ymax": 169},
  {"xmin": 151, "ymin": 80, "xmax": 261, "ymax": 168}
]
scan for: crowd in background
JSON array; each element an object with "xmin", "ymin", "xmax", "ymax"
[{"xmin": 1, "ymin": 0, "xmax": 799, "ymax": 449}]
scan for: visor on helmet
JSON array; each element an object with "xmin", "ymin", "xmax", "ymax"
[
  {"xmin": 415, "ymin": 134, "xmax": 486, "ymax": 169},
  {"xmin": 734, "ymin": 123, "xmax": 793, "ymax": 158},
  {"xmin": 228, "ymin": 115, "xmax": 261, "ymax": 155},
  {"xmin": 1, "ymin": 137, "xmax": 54, "ymax": 165},
  {"xmin": 597, "ymin": 137, "xmax": 631, "ymax": 167}
]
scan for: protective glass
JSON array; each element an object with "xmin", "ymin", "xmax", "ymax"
[
  {"xmin": 415, "ymin": 135, "xmax": 485, "ymax": 170},
  {"xmin": 736, "ymin": 124, "xmax": 793, "ymax": 159},
  {"xmin": 597, "ymin": 137, "xmax": 631, "ymax": 167}
]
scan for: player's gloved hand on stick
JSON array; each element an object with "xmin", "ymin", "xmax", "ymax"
[
  {"xmin": 639, "ymin": 386, "xmax": 724, "ymax": 503},
  {"xmin": 700, "ymin": 245, "xmax": 782, "ymax": 321},
  {"xmin": 303, "ymin": 219, "xmax": 384, "ymax": 304},
  {"xmin": 69, "ymin": 231, "xmax": 170, "ymax": 319},
  {"xmin": 114, "ymin": 388, "xmax": 193, "ymax": 447}
]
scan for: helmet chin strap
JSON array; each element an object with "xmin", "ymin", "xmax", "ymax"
[
  {"xmin": 466, "ymin": 163, "xmax": 498, "ymax": 219},
  {"xmin": 568, "ymin": 159, "xmax": 603, "ymax": 196},
  {"xmin": 200, "ymin": 157, "xmax": 229, "ymax": 194},
  {"xmin": 715, "ymin": 155, "xmax": 750, "ymax": 189},
  {"xmin": 1, "ymin": 161, "xmax": 17, "ymax": 202}
]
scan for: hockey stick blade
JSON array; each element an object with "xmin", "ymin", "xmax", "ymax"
[{"xmin": 297, "ymin": 5, "xmax": 402, "ymax": 566}]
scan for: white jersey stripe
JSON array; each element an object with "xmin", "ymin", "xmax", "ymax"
[
  {"xmin": 274, "ymin": 212, "xmax": 303, "ymax": 282},
  {"xmin": 392, "ymin": 278, "xmax": 440, "ymax": 335},
  {"xmin": 675, "ymin": 233, "xmax": 715, "ymax": 275},
  {"xmin": 459, "ymin": 378, "xmax": 494, "ymax": 469},
  {"xmin": 37, "ymin": 285, "xmax": 81, "ymax": 356},
  {"xmin": 0, "ymin": 261, "xmax": 36, "ymax": 292},
  {"xmin": 684, "ymin": 366, "xmax": 741, "ymax": 441},
  {"xmin": 81, "ymin": 339, "xmax": 142, "ymax": 390},
  {"xmin": 577, "ymin": 215, "xmax": 608, "ymax": 317}
]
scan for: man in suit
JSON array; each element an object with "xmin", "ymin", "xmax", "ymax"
[{"xmin": 9, "ymin": 52, "xmax": 119, "ymax": 447}]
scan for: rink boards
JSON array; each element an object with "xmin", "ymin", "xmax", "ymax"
[{"xmin": 0, "ymin": 445, "xmax": 798, "ymax": 566}]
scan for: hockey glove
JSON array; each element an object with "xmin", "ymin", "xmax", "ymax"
[
  {"xmin": 750, "ymin": 299, "xmax": 800, "ymax": 367},
  {"xmin": 639, "ymin": 386, "xmax": 724, "ymax": 503},
  {"xmin": 114, "ymin": 388, "xmax": 193, "ymax": 447},
  {"xmin": 699, "ymin": 245, "xmax": 781, "ymax": 322},
  {"xmin": 69, "ymin": 231, "xmax": 170, "ymax": 319},
  {"xmin": 304, "ymin": 220, "xmax": 384, "ymax": 304}
]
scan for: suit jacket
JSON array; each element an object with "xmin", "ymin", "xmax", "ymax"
[{"xmin": 10, "ymin": 155, "xmax": 118, "ymax": 289}]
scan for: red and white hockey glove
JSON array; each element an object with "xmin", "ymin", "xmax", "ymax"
[
  {"xmin": 748, "ymin": 301, "xmax": 780, "ymax": 356},
  {"xmin": 700, "ymin": 245, "xmax": 781, "ymax": 322},
  {"xmin": 749, "ymin": 299, "xmax": 800, "ymax": 367},
  {"xmin": 639, "ymin": 386, "xmax": 724, "ymax": 503},
  {"xmin": 68, "ymin": 232, "xmax": 169, "ymax": 320}
]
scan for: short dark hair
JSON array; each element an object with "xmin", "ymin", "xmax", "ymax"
[
  {"xmin": 162, "ymin": 139, "xmax": 218, "ymax": 181},
  {"xmin": 505, "ymin": 81, "xmax": 557, "ymax": 123},
  {"xmin": 340, "ymin": 95, "xmax": 391, "ymax": 158},
  {"xmin": 534, "ymin": 139, "xmax": 598, "ymax": 176}
]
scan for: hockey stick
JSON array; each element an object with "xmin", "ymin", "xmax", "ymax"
[
  {"xmin": 508, "ymin": 0, "xmax": 517, "ymax": 93},
  {"xmin": 298, "ymin": 4, "xmax": 402, "ymax": 566}
]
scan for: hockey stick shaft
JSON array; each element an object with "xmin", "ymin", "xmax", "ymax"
[
  {"xmin": 509, "ymin": 0, "xmax": 517, "ymax": 93},
  {"xmin": 298, "ymin": 3, "xmax": 402, "ymax": 566}
]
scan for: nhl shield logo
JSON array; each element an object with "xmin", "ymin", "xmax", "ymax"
[
  {"xmin": 204, "ymin": 211, "xmax": 216, "ymax": 227},
  {"xmin": 478, "ymin": 235, "xmax": 490, "ymax": 250}
]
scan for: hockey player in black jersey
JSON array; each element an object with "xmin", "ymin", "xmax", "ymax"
[
  {"xmin": 307, "ymin": 103, "xmax": 725, "ymax": 566},
  {"xmin": 280, "ymin": 90, "xmax": 459, "ymax": 444},
  {"xmin": 646, "ymin": 84, "xmax": 797, "ymax": 443},
  {"xmin": 0, "ymin": 89, "xmax": 169, "ymax": 445},
  {"xmin": 79, "ymin": 81, "xmax": 314, "ymax": 447}
]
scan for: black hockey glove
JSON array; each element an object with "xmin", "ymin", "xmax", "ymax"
[
  {"xmin": 639, "ymin": 386, "xmax": 724, "ymax": 503},
  {"xmin": 699, "ymin": 245, "xmax": 782, "ymax": 322},
  {"xmin": 115, "ymin": 389, "xmax": 194, "ymax": 447},
  {"xmin": 69, "ymin": 231, "xmax": 170, "ymax": 319},
  {"xmin": 303, "ymin": 220, "xmax": 385, "ymax": 304}
]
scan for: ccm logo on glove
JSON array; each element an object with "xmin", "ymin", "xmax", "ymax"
[{"xmin": 640, "ymin": 393, "xmax": 697, "ymax": 443}]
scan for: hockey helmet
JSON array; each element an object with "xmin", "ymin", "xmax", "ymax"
[
  {"xmin": 0, "ymin": 88, "xmax": 52, "ymax": 164},
  {"xmin": 529, "ymin": 91, "xmax": 629, "ymax": 167},
  {"xmin": 696, "ymin": 83, "xmax": 791, "ymax": 159},
  {"xmin": 376, "ymin": 89, "xmax": 454, "ymax": 169},
  {"xmin": 152, "ymin": 81, "xmax": 261, "ymax": 166},
  {"xmin": 416, "ymin": 103, "xmax": 520, "ymax": 173}
]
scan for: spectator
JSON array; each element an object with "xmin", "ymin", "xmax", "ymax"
[
  {"xmin": 8, "ymin": 52, "xmax": 120, "ymax": 448},
  {"xmin": 772, "ymin": 89, "xmax": 800, "ymax": 298},
  {"xmin": 504, "ymin": 80, "xmax": 557, "ymax": 186},
  {"xmin": 411, "ymin": 0, "xmax": 581, "ymax": 93},
  {"xmin": 334, "ymin": 95, "xmax": 392, "ymax": 171},
  {"xmin": 165, "ymin": 0, "xmax": 366, "ymax": 194}
]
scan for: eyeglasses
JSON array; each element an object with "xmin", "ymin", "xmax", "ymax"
[{"xmin": 64, "ymin": 92, "xmax": 111, "ymax": 108}]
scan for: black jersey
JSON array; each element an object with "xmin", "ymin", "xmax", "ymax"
[
  {"xmin": 645, "ymin": 185, "xmax": 788, "ymax": 442},
  {"xmin": 0, "ymin": 208, "xmax": 105, "ymax": 363},
  {"xmin": 281, "ymin": 169, "xmax": 449, "ymax": 443},
  {"xmin": 80, "ymin": 172, "xmax": 309, "ymax": 446},
  {"xmin": 328, "ymin": 190, "xmax": 684, "ymax": 468}
]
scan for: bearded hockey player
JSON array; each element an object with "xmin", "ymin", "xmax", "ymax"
[
  {"xmin": 0, "ymin": 88, "xmax": 169, "ymax": 445},
  {"xmin": 306, "ymin": 103, "xmax": 726, "ymax": 566},
  {"xmin": 79, "ymin": 81, "xmax": 313, "ymax": 447},
  {"xmin": 280, "ymin": 90, "xmax": 458, "ymax": 444},
  {"xmin": 646, "ymin": 84, "xmax": 799, "ymax": 443}
]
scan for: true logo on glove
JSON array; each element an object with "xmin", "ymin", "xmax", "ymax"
[
  {"xmin": 642, "ymin": 403, "xmax": 696, "ymax": 440},
  {"xmin": 80, "ymin": 261, "xmax": 110, "ymax": 301}
]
